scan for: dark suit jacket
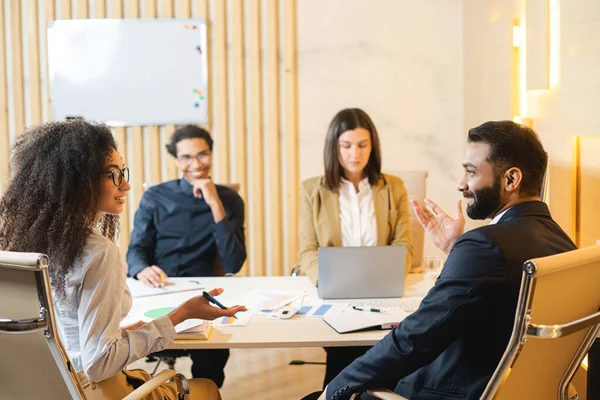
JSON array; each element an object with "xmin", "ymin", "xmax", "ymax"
[{"xmin": 326, "ymin": 201, "xmax": 577, "ymax": 400}]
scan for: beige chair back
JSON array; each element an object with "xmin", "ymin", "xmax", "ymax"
[
  {"xmin": 0, "ymin": 251, "xmax": 86, "ymax": 400},
  {"xmin": 482, "ymin": 245, "xmax": 600, "ymax": 399},
  {"xmin": 386, "ymin": 171, "xmax": 427, "ymax": 270}
]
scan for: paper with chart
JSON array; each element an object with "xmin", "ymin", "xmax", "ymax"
[
  {"xmin": 212, "ymin": 312, "xmax": 252, "ymax": 327},
  {"xmin": 296, "ymin": 302, "xmax": 349, "ymax": 317},
  {"xmin": 240, "ymin": 290, "xmax": 306, "ymax": 313},
  {"xmin": 121, "ymin": 303, "xmax": 211, "ymax": 339},
  {"xmin": 126, "ymin": 277, "xmax": 204, "ymax": 298}
]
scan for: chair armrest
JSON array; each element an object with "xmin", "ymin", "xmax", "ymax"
[
  {"xmin": 122, "ymin": 369, "xmax": 190, "ymax": 400},
  {"xmin": 366, "ymin": 389, "xmax": 409, "ymax": 400},
  {"xmin": 527, "ymin": 311, "xmax": 600, "ymax": 338}
]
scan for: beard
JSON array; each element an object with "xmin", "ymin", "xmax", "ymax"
[{"xmin": 464, "ymin": 179, "xmax": 502, "ymax": 220}]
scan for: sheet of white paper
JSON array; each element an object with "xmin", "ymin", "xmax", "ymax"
[
  {"xmin": 126, "ymin": 277, "xmax": 204, "ymax": 298},
  {"xmin": 234, "ymin": 290, "xmax": 306, "ymax": 314}
]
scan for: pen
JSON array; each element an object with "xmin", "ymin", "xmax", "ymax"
[
  {"xmin": 202, "ymin": 291, "xmax": 238, "ymax": 319},
  {"xmin": 352, "ymin": 305, "xmax": 383, "ymax": 313}
]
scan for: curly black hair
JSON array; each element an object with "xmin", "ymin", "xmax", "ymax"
[{"xmin": 0, "ymin": 120, "xmax": 120, "ymax": 297}]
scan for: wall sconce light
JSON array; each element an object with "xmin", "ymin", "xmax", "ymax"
[
  {"xmin": 513, "ymin": 116, "xmax": 533, "ymax": 128},
  {"xmin": 512, "ymin": 25, "xmax": 522, "ymax": 47}
]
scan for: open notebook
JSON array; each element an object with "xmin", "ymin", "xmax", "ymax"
[{"xmin": 323, "ymin": 306, "xmax": 409, "ymax": 334}]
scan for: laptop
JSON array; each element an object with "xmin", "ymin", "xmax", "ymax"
[{"xmin": 317, "ymin": 246, "xmax": 406, "ymax": 299}]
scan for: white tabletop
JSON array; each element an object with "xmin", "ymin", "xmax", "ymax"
[{"xmin": 129, "ymin": 274, "xmax": 428, "ymax": 349}]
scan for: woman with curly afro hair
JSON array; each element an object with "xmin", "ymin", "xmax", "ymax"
[{"xmin": 0, "ymin": 120, "xmax": 245, "ymax": 399}]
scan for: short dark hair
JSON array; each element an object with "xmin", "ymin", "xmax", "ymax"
[
  {"xmin": 166, "ymin": 125, "xmax": 213, "ymax": 157},
  {"xmin": 467, "ymin": 120, "xmax": 548, "ymax": 197},
  {"xmin": 323, "ymin": 108, "xmax": 382, "ymax": 191}
]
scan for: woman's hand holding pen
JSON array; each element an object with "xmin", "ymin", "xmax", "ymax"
[{"xmin": 167, "ymin": 288, "xmax": 247, "ymax": 326}]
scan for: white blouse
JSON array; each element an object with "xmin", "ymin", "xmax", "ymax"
[
  {"xmin": 52, "ymin": 230, "xmax": 176, "ymax": 382},
  {"xmin": 339, "ymin": 177, "xmax": 378, "ymax": 247}
]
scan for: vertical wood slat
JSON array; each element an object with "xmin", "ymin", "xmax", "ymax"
[
  {"xmin": 178, "ymin": 0, "xmax": 191, "ymax": 16},
  {"xmin": 198, "ymin": 0, "xmax": 211, "ymax": 145},
  {"xmin": 109, "ymin": 0, "xmax": 130, "ymax": 256},
  {"xmin": 76, "ymin": 0, "xmax": 88, "ymax": 19},
  {"xmin": 161, "ymin": 0, "xmax": 179, "ymax": 181},
  {"xmin": 59, "ymin": 0, "xmax": 72, "ymax": 19},
  {"xmin": 231, "ymin": 0, "xmax": 246, "ymax": 202},
  {"xmin": 27, "ymin": 0, "xmax": 42, "ymax": 125},
  {"xmin": 126, "ymin": 1, "xmax": 144, "ymax": 215},
  {"xmin": 248, "ymin": 0, "xmax": 264, "ymax": 276},
  {"xmin": 266, "ymin": 0, "xmax": 281, "ymax": 276},
  {"xmin": 45, "ymin": 1, "xmax": 55, "ymax": 121},
  {"xmin": 0, "ymin": 0, "xmax": 10, "ymax": 192},
  {"xmin": 283, "ymin": 0, "xmax": 299, "ymax": 274},
  {"xmin": 93, "ymin": 0, "xmax": 106, "ymax": 17},
  {"xmin": 10, "ymin": 0, "xmax": 25, "ymax": 135},
  {"xmin": 213, "ymin": 0, "xmax": 229, "ymax": 183},
  {"xmin": 144, "ymin": 1, "xmax": 161, "ymax": 188},
  {"xmin": 230, "ymin": 0, "xmax": 248, "ymax": 276}
]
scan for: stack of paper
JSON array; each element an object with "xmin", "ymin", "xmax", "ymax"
[
  {"xmin": 323, "ymin": 306, "xmax": 409, "ymax": 334},
  {"xmin": 174, "ymin": 318, "xmax": 212, "ymax": 340}
]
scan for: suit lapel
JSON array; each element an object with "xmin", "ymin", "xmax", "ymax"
[
  {"xmin": 320, "ymin": 183, "xmax": 342, "ymax": 247},
  {"xmin": 373, "ymin": 178, "xmax": 389, "ymax": 246}
]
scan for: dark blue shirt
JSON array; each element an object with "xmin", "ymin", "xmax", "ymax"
[{"xmin": 126, "ymin": 179, "xmax": 246, "ymax": 278}]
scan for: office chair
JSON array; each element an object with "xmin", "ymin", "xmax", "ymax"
[
  {"xmin": 385, "ymin": 171, "xmax": 428, "ymax": 272},
  {"xmin": 363, "ymin": 246, "xmax": 600, "ymax": 400},
  {"xmin": 0, "ymin": 251, "xmax": 190, "ymax": 400}
]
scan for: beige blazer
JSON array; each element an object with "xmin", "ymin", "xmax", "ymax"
[{"xmin": 299, "ymin": 173, "xmax": 414, "ymax": 284}]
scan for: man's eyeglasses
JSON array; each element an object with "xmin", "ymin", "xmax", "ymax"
[
  {"xmin": 177, "ymin": 152, "xmax": 212, "ymax": 165},
  {"xmin": 105, "ymin": 167, "xmax": 130, "ymax": 187}
]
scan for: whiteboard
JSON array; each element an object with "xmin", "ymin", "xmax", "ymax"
[{"xmin": 48, "ymin": 19, "xmax": 208, "ymax": 126}]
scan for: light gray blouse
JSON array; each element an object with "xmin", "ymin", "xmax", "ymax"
[{"xmin": 53, "ymin": 230, "xmax": 177, "ymax": 382}]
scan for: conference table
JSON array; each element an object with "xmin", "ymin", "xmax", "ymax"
[{"xmin": 127, "ymin": 274, "xmax": 429, "ymax": 350}]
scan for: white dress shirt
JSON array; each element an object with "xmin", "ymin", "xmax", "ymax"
[
  {"xmin": 489, "ymin": 208, "xmax": 511, "ymax": 225},
  {"xmin": 53, "ymin": 230, "xmax": 176, "ymax": 382},
  {"xmin": 339, "ymin": 177, "xmax": 378, "ymax": 247}
]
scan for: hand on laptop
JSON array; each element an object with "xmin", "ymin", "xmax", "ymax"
[{"xmin": 411, "ymin": 199, "xmax": 465, "ymax": 255}]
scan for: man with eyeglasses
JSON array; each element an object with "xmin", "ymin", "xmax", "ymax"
[{"xmin": 127, "ymin": 124, "xmax": 246, "ymax": 388}]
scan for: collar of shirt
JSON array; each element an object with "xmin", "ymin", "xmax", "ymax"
[
  {"xmin": 489, "ymin": 207, "xmax": 511, "ymax": 225},
  {"xmin": 340, "ymin": 177, "xmax": 370, "ymax": 193},
  {"xmin": 179, "ymin": 178, "xmax": 195, "ymax": 196}
]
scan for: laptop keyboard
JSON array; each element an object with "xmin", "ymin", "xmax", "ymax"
[{"xmin": 354, "ymin": 297, "xmax": 423, "ymax": 313}]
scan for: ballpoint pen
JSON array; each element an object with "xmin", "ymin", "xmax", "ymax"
[
  {"xmin": 352, "ymin": 305, "xmax": 383, "ymax": 313},
  {"xmin": 202, "ymin": 291, "xmax": 238, "ymax": 319}
]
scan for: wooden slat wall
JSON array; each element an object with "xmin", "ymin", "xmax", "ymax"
[
  {"xmin": 0, "ymin": 0, "xmax": 299, "ymax": 277},
  {"xmin": 0, "ymin": 1, "xmax": 9, "ymax": 191},
  {"xmin": 248, "ymin": 0, "xmax": 264, "ymax": 276}
]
